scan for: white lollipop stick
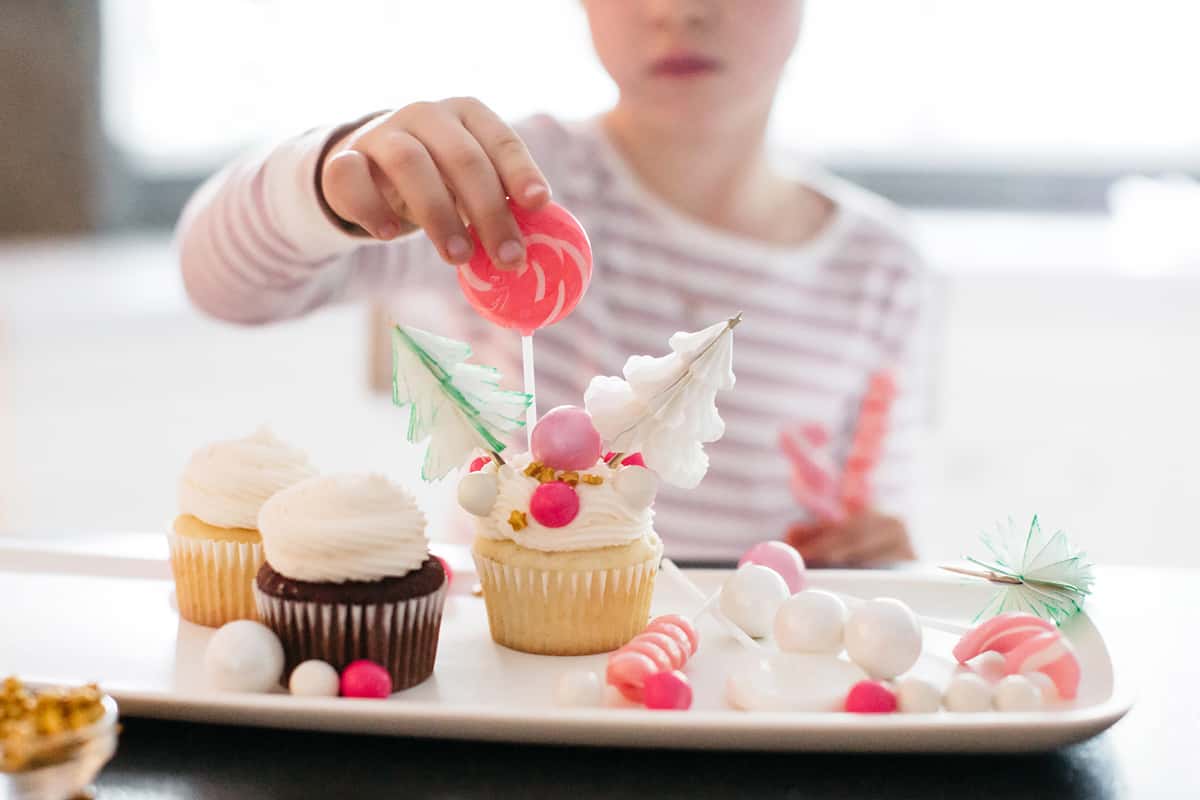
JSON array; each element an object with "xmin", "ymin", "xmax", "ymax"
[
  {"xmin": 521, "ymin": 334, "xmax": 537, "ymax": 449},
  {"xmin": 832, "ymin": 591, "xmax": 969, "ymax": 637},
  {"xmin": 660, "ymin": 558, "xmax": 761, "ymax": 652}
]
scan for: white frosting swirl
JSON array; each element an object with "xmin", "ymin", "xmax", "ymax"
[
  {"xmin": 259, "ymin": 473, "xmax": 429, "ymax": 582},
  {"xmin": 478, "ymin": 453, "xmax": 653, "ymax": 552},
  {"xmin": 178, "ymin": 427, "xmax": 317, "ymax": 529}
]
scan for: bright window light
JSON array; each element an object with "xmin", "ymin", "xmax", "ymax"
[{"xmin": 102, "ymin": 0, "xmax": 1200, "ymax": 176}]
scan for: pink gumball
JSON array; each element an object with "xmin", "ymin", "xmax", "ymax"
[
  {"xmin": 529, "ymin": 481, "xmax": 581, "ymax": 528},
  {"xmin": 738, "ymin": 541, "xmax": 807, "ymax": 594},
  {"xmin": 340, "ymin": 660, "xmax": 392, "ymax": 699},
  {"xmin": 469, "ymin": 456, "xmax": 492, "ymax": 472},
  {"xmin": 531, "ymin": 406, "xmax": 603, "ymax": 471},
  {"xmin": 457, "ymin": 201, "xmax": 592, "ymax": 335},
  {"xmin": 844, "ymin": 680, "xmax": 898, "ymax": 713},
  {"xmin": 643, "ymin": 670, "xmax": 693, "ymax": 711}
]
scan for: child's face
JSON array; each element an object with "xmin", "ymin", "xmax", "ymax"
[{"xmin": 582, "ymin": 0, "xmax": 803, "ymax": 130}]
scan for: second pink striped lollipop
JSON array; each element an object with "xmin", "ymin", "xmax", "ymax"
[{"xmin": 606, "ymin": 614, "xmax": 699, "ymax": 704}]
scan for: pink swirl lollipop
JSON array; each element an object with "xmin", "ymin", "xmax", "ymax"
[
  {"xmin": 1004, "ymin": 631, "xmax": 1081, "ymax": 700},
  {"xmin": 457, "ymin": 201, "xmax": 592, "ymax": 335},
  {"xmin": 606, "ymin": 614, "xmax": 699, "ymax": 703},
  {"xmin": 952, "ymin": 612, "xmax": 1057, "ymax": 664}
]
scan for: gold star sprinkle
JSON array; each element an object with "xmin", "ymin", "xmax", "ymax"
[
  {"xmin": 580, "ymin": 474, "xmax": 604, "ymax": 486},
  {"xmin": 508, "ymin": 510, "xmax": 528, "ymax": 531}
]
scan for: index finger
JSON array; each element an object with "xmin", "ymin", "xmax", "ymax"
[{"xmin": 454, "ymin": 99, "xmax": 551, "ymax": 210}]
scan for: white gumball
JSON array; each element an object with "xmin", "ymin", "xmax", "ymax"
[
  {"xmin": 843, "ymin": 598, "xmax": 923, "ymax": 680},
  {"xmin": 967, "ymin": 651, "xmax": 1008, "ymax": 683},
  {"xmin": 554, "ymin": 670, "xmax": 605, "ymax": 708},
  {"xmin": 1026, "ymin": 672, "xmax": 1060, "ymax": 704},
  {"xmin": 458, "ymin": 471, "xmax": 498, "ymax": 517},
  {"xmin": 895, "ymin": 676, "xmax": 942, "ymax": 713},
  {"xmin": 993, "ymin": 675, "xmax": 1043, "ymax": 712},
  {"xmin": 773, "ymin": 590, "xmax": 847, "ymax": 654},
  {"xmin": 612, "ymin": 466, "xmax": 658, "ymax": 509},
  {"xmin": 289, "ymin": 660, "xmax": 340, "ymax": 697},
  {"xmin": 719, "ymin": 564, "xmax": 790, "ymax": 639},
  {"xmin": 204, "ymin": 620, "xmax": 284, "ymax": 693},
  {"xmin": 943, "ymin": 673, "xmax": 992, "ymax": 712}
]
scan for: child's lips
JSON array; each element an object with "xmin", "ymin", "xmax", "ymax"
[{"xmin": 649, "ymin": 53, "xmax": 722, "ymax": 77}]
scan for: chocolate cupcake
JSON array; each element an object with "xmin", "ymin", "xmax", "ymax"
[{"xmin": 253, "ymin": 474, "xmax": 446, "ymax": 691}]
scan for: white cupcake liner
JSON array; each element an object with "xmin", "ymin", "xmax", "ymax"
[
  {"xmin": 253, "ymin": 583, "xmax": 447, "ymax": 691},
  {"xmin": 472, "ymin": 550, "xmax": 661, "ymax": 655},
  {"xmin": 166, "ymin": 530, "xmax": 262, "ymax": 627}
]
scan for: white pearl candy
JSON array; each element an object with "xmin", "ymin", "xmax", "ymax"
[
  {"xmin": 719, "ymin": 564, "xmax": 790, "ymax": 639},
  {"xmin": 895, "ymin": 676, "xmax": 942, "ymax": 713},
  {"xmin": 1026, "ymin": 672, "xmax": 1060, "ymax": 704},
  {"xmin": 773, "ymin": 590, "xmax": 847, "ymax": 654},
  {"xmin": 554, "ymin": 670, "xmax": 605, "ymax": 708},
  {"xmin": 943, "ymin": 673, "xmax": 992, "ymax": 712},
  {"xmin": 458, "ymin": 471, "xmax": 498, "ymax": 517},
  {"xmin": 967, "ymin": 651, "xmax": 1009, "ymax": 683},
  {"xmin": 993, "ymin": 675, "xmax": 1044, "ymax": 711},
  {"xmin": 289, "ymin": 660, "xmax": 341, "ymax": 697},
  {"xmin": 612, "ymin": 466, "xmax": 658, "ymax": 509},
  {"xmin": 843, "ymin": 598, "xmax": 923, "ymax": 680},
  {"xmin": 204, "ymin": 620, "xmax": 285, "ymax": 693}
]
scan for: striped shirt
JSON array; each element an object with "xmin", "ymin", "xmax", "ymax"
[{"xmin": 177, "ymin": 114, "xmax": 928, "ymax": 562}]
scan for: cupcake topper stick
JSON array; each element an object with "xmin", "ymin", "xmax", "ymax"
[
  {"xmin": 941, "ymin": 514, "xmax": 1095, "ymax": 623},
  {"xmin": 392, "ymin": 325, "xmax": 531, "ymax": 480}
]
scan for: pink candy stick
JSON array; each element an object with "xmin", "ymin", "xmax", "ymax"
[
  {"xmin": 606, "ymin": 614, "xmax": 699, "ymax": 703},
  {"xmin": 1004, "ymin": 631, "xmax": 1081, "ymax": 700},
  {"xmin": 952, "ymin": 612, "xmax": 1058, "ymax": 664},
  {"xmin": 778, "ymin": 425, "xmax": 843, "ymax": 523},
  {"xmin": 839, "ymin": 370, "xmax": 896, "ymax": 515}
]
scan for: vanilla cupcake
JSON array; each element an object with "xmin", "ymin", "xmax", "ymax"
[
  {"xmin": 170, "ymin": 427, "xmax": 316, "ymax": 627},
  {"xmin": 253, "ymin": 474, "xmax": 447, "ymax": 691},
  {"xmin": 465, "ymin": 430, "xmax": 663, "ymax": 656}
]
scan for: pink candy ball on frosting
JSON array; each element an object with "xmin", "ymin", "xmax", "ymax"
[
  {"xmin": 643, "ymin": 670, "xmax": 693, "ymax": 711},
  {"xmin": 531, "ymin": 406, "xmax": 603, "ymax": 471},
  {"xmin": 469, "ymin": 456, "xmax": 492, "ymax": 472},
  {"xmin": 340, "ymin": 660, "xmax": 392, "ymax": 699},
  {"xmin": 738, "ymin": 541, "xmax": 807, "ymax": 594},
  {"xmin": 529, "ymin": 481, "xmax": 581, "ymax": 528},
  {"xmin": 844, "ymin": 680, "xmax": 898, "ymax": 713}
]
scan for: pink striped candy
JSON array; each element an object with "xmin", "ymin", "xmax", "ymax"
[
  {"xmin": 952, "ymin": 612, "xmax": 1058, "ymax": 664},
  {"xmin": 1004, "ymin": 631, "xmax": 1081, "ymax": 701},
  {"xmin": 606, "ymin": 615, "xmax": 699, "ymax": 703},
  {"xmin": 457, "ymin": 201, "xmax": 592, "ymax": 335}
]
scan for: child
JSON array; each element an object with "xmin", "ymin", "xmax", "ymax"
[{"xmin": 177, "ymin": 0, "xmax": 924, "ymax": 565}]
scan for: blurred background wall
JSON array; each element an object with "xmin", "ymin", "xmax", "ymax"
[{"xmin": 2, "ymin": 0, "xmax": 1198, "ymax": 564}]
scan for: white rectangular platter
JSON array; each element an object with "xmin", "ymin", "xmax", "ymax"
[{"xmin": 0, "ymin": 542, "xmax": 1131, "ymax": 753}]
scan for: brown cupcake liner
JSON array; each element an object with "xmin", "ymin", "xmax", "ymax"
[
  {"xmin": 253, "ymin": 583, "xmax": 447, "ymax": 691},
  {"xmin": 472, "ymin": 550, "xmax": 660, "ymax": 655},
  {"xmin": 166, "ymin": 531, "xmax": 262, "ymax": 627}
]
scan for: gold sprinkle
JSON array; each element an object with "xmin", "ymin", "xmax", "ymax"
[
  {"xmin": 523, "ymin": 461, "xmax": 544, "ymax": 478},
  {"xmin": 580, "ymin": 474, "xmax": 604, "ymax": 486},
  {"xmin": 536, "ymin": 466, "xmax": 559, "ymax": 483},
  {"xmin": 508, "ymin": 510, "xmax": 528, "ymax": 531},
  {"xmin": 559, "ymin": 471, "xmax": 580, "ymax": 487}
]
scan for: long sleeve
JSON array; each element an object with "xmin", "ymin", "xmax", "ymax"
[{"xmin": 176, "ymin": 125, "xmax": 430, "ymax": 324}]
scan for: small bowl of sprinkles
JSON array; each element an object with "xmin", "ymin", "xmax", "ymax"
[{"xmin": 1, "ymin": 677, "xmax": 119, "ymax": 800}]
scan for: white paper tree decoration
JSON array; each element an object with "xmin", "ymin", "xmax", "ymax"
[{"xmin": 584, "ymin": 314, "xmax": 739, "ymax": 488}]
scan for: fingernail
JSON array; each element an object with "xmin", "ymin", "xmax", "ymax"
[
  {"xmin": 498, "ymin": 239, "xmax": 524, "ymax": 264},
  {"xmin": 446, "ymin": 234, "xmax": 471, "ymax": 262},
  {"xmin": 377, "ymin": 223, "xmax": 398, "ymax": 240},
  {"xmin": 523, "ymin": 183, "xmax": 549, "ymax": 202}
]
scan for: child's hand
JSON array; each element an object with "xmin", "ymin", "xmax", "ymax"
[
  {"xmin": 320, "ymin": 98, "xmax": 551, "ymax": 269},
  {"xmin": 785, "ymin": 511, "xmax": 915, "ymax": 567}
]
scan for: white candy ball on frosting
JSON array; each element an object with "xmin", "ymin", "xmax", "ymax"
[
  {"xmin": 895, "ymin": 676, "xmax": 942, "ymax": 713},
  {"xmin": 844, "ymin": 597, "xmax": 923, "ymax": 680},
  {"xmin": 204, "ymin": 621, "xmax": 284, "ymax": 693},
  {"xmin": 720, "ymin": 564, "xmax": 790, "ymax": 639},
  {"xmin": 554, "ymin": 670, "xmax": 605, "ymax": 708},
  {"xmin": 289, "ymin": 660, "xmax": 340, "ymax": 697},
  {"xmin": 458, "ymin": 471, "xmax": 499, "ymax": 517},
  {"xmin": 612, "ymin": 465, "xmax": 658, "ymax": 509},
  {"xmin": 773, "ymin": 590, "xmax": 847, "ymax": 654},
  {"xmin": 993, "ymin": 675, "xmax": 1043, "ymax": 712},
  {"xmin": 943, "ymin": 673, "xmax": 992, "ymax": 712}
]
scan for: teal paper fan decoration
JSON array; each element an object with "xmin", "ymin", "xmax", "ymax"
[
  {"xmin": 944, "ymin": 515, "xmax": 1095, "ymax": 624},
  {"xmin": 392, "ymin": 325, "xmax": 532, "ymax": 481}
]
